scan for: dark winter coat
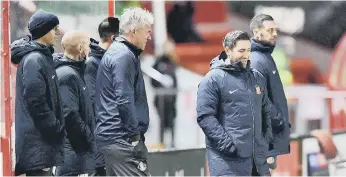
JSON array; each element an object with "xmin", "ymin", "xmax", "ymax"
[
  {"xmin": 11, "ymin": 38, "xmax": 65, "ymax": 175},
  {"xmin": 94, "ymin": 37, "xmax": 150, "ymax": 147},
  {"xmin": 250, "ymin": 39, "xmax": 291, "ymax": 156},
  {"xmin": 84, "ymin": 38, "xmax": 107, "ymax": 168},
  {"xmin": 54, "ymin": 55, "xmax": 95, "ymax": 175},
  {"xmin": 84, "ymin": 38, "xmax": 107, "ymax": 112},
  {"xmin": 197, "ymin": 52, "xmax": 284, "ymax": 176},
  {"xmin": 151, "ymin": 55, "xmax": 178, "ymax": 128}
]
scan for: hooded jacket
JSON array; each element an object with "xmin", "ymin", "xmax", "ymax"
[
  {"xmin": 250, "ymin": 39, "xmax": 291, "ymax": 156},
  {"xmin": 94, "ymin": 37, "xmax": 150, "ymax": 147},
  {"xmin": 84, "ymin": 38, "xmax": 107, "ymax": 111},
  {"xmin": 11, "ymin": 37, "xmax": 65, "ymax": 175},
  {"xmin": 54, "ymin": 55, "xmax": 95, "ymax": 175},
  {"xmin": 84, "ymin": 38, "xmax": 107, "ymax": 167},
  {"xmin": 197, "ymin": 51, "xmax": 283, "ymax": 176}
]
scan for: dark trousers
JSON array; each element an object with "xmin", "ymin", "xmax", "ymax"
[
  {"xmin": 252, "ymin": 164, "xmax": 261, "ymax": 176},
  {"xmin": 25, "ymin": 168, "xmax": 52, "ymax": 176},
  {"xmin": 102, "ymin": 140, "xmax": 149, "ymax": 176},
  {"xmin": 94, "ymin": 166, "xmax": 106, "ymax": 176}
]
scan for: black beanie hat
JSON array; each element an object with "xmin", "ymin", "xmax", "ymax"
[{"xmin": 28, "ymin": 10, "xmax": 60, "ymax": 40}]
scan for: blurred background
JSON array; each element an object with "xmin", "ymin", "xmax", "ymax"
[{"xmin": 1, "ymin": 1, "xmax": 346, "ymax": 176}]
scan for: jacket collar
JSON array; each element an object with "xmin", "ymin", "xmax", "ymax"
[{"xmin": 116, "ymin": 36, "xmax": 143, "ymax": 58}]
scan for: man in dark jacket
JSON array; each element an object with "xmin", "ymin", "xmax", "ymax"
[
  {"xmin": 151, "ymin": 40, "xmax": 178, "ymax": 148},
  {"xmin": 94, "ymin": 7, "xmax": 154, "ymax": 176},
  {"xmin": 10, "ymin": 10, "xmax": 64, "ymax": 176},
  {"xmin": 167, "ymin": 1, "xmax": 205, "ymax": 43},
  {"xmin": 54, "ymin": 31, "xmax": 95, "ymax": 176},
  {"xmin": 84, "ymin": 17, "xmax": 119, "ymax": 176},
  {"xmin": 197, "ymin": 30, "xmax": 284, "ymax": 176},
  {"xmin": 250, "ymin": 14, "xmax": 291, "ymax": 169}
]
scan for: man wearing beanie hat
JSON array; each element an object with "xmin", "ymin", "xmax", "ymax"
[
  {"xmin": 28, "ymin": 10, "xmax": 60, "ymax": 43},
  {"xmin": 10, "ymin": 10, "xmax": 65, "ymax": 176}
]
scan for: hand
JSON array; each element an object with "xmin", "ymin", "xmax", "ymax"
[
  {"xmin": 267, "ymin": 157, "xmax": 275, "ymax": 164},
  {"xmin": 272, "ymin": 118, "xmax": 285, "ymax": 133},
  {"xmin": 267, "ymin": 156, "xmax": 277, "ymax": 169}
]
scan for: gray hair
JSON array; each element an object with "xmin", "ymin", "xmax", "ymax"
[
  {"xmin": 222, "ymin": 30, "xmax": 251, "ymax": 49},
  {"xmin": 119, "ymin": 7, "xmax": 154, "ymax": 35},
  {"xmin": 249, "ymin": 14, "xmax": 274, "ymax": 32}
]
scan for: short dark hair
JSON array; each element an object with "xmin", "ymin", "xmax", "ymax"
[
  {"xmin": 98, "ymin": 17, "xmax": 120, "ymax": 42},
  {"xmin": 249, "ymin": 14, "xmax": 274, "ymax": 31},
  {"xmin": 222, "ymin": 30, "xmax": 251, "ymax": 50}
]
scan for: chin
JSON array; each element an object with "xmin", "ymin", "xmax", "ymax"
[
  {"xmin": 49, "ymin": 42, "xmax": 56, "ymax": 46},
  {"xmin": 270, "ymin": 40, "xmax": 277, "ymax": 46}
]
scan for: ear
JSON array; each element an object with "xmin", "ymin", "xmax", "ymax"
[
  {"xmin": 224, "ymin": 46, "xmax": 232, "ymax": 56},
  {"xmin": 253, "ymin": 29, "xmax": 259, "ymax": 36},
  {"xmin": 110, "ymin": 34, "xmax": 115, "ymax": 42},
  {"xmin": 78, "ymin": 44, "xmax": 83, "ymax": 52},
  {"xmin": 132, "ymin": 29, "xmax": 136, "ymax": 37}
]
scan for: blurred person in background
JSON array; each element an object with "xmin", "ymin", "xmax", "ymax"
[
  {"xmin": 197, "ymin": 30, "xmax": 284, "ymax": 176},
  {"xmin": 53, "ymin": 31, "xmax": 95, "ymax": 176},
  {"xmin": 10, "ymin": 1, "xmax": 36, "ymax": 42},
  {"xmin": 271, "ymin": 47, "xmax": 293, "ymax": 86},
  {"xmin": 94, "ymin": 7, "xmax": 154, "ymax": 176},
  {"xmin": 10, "ymin": 10, "xmax": 64, "ymax": 176},
  {"xmin": 167, "ymin": 1, "xmax": 205, "ymax": 43},
  {"xmin": 249, "ymin": 14, "xmax": 291, "ymax": 170},
  {"xmin": 84, "ymin": 16, "xmax": 120, "ymax": 176},
  {"xmin": 151, "ymin": 39, "xmax": 178, "ymax": 148},
  {"xmin": 115, "ymin": 1, "xmax": 140, "ymax": 16}
]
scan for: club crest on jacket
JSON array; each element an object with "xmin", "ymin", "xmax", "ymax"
[{"xmin": 255, "ymin": 85, "xmax": 261, "ymax": 95}]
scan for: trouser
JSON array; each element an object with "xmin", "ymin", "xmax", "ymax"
[
  {"xmin": 56, "ymin": 172, "xmax": 93, "ymax": 176},
  {"xmin": 102, "ymin": 136, "xmax": 149, "ymax": 176},
  {"xmin": 159, "ymin": 123, "xmax": 175, "ymax": 148},
  {"xmin": 252, "ymin": 163, "xmax": 261, "ymax": 176},
  {"xmin": 94, "ymin": 166, "xmax": 106, "ymax": 176},
  {"xmin": 252, "ymin": 158, "xmax": 271, "ymax": 176},
  {"xmin": 25, "ymin": 168, "xmax": 52, "ymax": 176}
]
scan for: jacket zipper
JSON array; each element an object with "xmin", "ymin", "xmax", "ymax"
[{"xmin": 246, "ymin": 72, "xmax": 258, "ymax": 173}]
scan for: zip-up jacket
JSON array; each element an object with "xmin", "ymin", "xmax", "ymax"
[{"xmin": 197, "ymin": 51, "xmax": 283, "ymax": 176}]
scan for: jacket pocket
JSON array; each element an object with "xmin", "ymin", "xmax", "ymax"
[{"xmin": 132, "ymin": 140, "xmax": 148, "ymax": 160}]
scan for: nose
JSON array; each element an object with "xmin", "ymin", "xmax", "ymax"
[
  {"xmin": 272, "ymin": 30, "xmax": 278, "ymax": 38},
  {"xmin": 148, "ymin": 34, "xmax": 152, "ymax": 41},
  {"xmin": 55, "ymin": 27, "xmax": 61, "ymax": 35}
]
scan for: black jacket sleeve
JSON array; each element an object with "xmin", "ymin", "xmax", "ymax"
[
  {"xmin": 22, "ymin": 55, "xmax": 64, "ymax": 141},
  {"xmin": 196, "ymin": 73, "xmax": 236, "ymax": 155},
  {"xmin": 58, "ymin": 73, "xmax": 93, "ymax": 152},
  {"xmin": 113, "ymin": 54, "xmax": 139, "ymax": 134}
]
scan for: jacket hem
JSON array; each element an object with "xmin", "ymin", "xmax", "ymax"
[{"xmin": 15, "ymin": 162, "xmax": 63, "ymax": 176}]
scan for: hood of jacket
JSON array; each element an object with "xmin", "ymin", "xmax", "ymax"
[
  {"xmin": 53, "ymin": 53, "xmax": 85, "ymax": 72},
  {"xmin": 89, "ymin": 38, "xmax": 107, "ymax": 59},
  {"xmin": 210, "ymin": 51, "xmax": 250, "ymax": 72},
  {"xmin": 11, "ymin": 37, "xmax": 54, "ymax": 64}
]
